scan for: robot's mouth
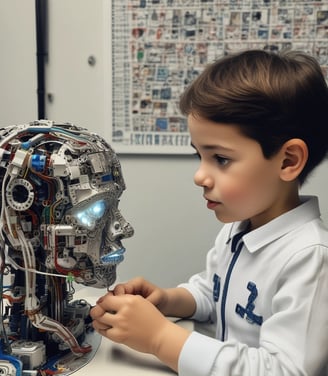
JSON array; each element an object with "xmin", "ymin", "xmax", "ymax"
[{"xmin": 100, "ymin": 248, "xmax": 126, "ymax": 265}]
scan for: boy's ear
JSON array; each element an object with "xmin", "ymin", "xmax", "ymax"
[{"xmin": 279, "ymin": 139, "xmax": 308, "ymax": 181}]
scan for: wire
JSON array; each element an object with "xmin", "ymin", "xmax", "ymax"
[
  {"xmin": 7, "ymin": 257, "xmax": 69, "ymax": 280},
  {"xmin": 0, "ymin": 269, "xmax": 12, "ymax": 354}
]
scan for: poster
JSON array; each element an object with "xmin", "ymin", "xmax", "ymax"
[{"xmin": 111, "ymin": 0, "xmax": 328, "ymax": 154}]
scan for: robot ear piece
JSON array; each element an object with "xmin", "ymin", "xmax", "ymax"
[{"xmin": 6, "ymin": 178, "xmax": 35, "ymax": 211}]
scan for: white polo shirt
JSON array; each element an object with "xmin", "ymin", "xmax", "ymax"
[{"xmin": 178, "ymin": 196, "xmax": 328, "ymax": 376}]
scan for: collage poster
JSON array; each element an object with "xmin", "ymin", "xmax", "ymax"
[{"xmin": 111, "ymin": 0, "xmax": 328, "ymax": 153}]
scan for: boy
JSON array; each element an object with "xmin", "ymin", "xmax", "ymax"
[{"xmin": 90, "ymin": 50, "xmax": 328, "ymax": 375}]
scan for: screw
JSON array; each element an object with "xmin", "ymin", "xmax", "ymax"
[{"xmin": 88, "ymin": 55, "xmax": 96, "ymax": 66}]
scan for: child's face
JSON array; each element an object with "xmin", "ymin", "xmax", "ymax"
[{"xmin": 188, "ymin": 114, "xmax": 289, "ymax": 229}]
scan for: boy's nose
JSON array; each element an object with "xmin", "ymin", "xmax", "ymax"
[{"xmin": 193, "ymin": 166, "xmax": 213, "ymax": 188}]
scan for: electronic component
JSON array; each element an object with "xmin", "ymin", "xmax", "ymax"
[{"xmin": 0, "ymin": 121, "xmax": 134, "ymax": 375}]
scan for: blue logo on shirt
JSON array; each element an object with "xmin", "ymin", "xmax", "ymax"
[
  {"xmin": 236, "ymin": 281, "xmax": 263, "ymax": 326},
  {"xmin": 213, "ymin": 273, "xmax": 220, "ymax": 302}
]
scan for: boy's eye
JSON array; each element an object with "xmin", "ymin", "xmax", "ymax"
[
  {"xmin": 192, "ymin": 152, "xmax": 201, "ymax": 160},
  {"xmin": 215, "ymin": 155, "xmax": 230, "ymax": 166}
]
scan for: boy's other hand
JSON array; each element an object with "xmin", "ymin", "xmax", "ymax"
[
  {"xmin": 111, "ymin": 277, "xmax": 170, "ymax": 313},
  {"xmin": 90, "ymin": 293, "xmax": 191, "ymax": 371},
  {"xmin": 90, "ymin": 294, "xmax": 170, "ymax": 354}
]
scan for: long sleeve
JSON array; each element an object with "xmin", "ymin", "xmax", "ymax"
[{"xmin": 178, "ymin": 245, "xmax": 328, "ymax": 376}]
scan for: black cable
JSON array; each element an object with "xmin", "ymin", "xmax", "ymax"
[{"xmin": 35, "ymin": 0, "xmax": 48, "ymax": 120}]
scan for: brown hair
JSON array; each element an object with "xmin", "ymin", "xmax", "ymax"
[{"xmin": 180, "ymin": 49, "xmax": 328, "ymax": 184}]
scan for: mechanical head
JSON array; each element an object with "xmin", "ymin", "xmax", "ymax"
[{"xmin": 0, "ymin": 120, "xmax": 134, "ymax": 288}]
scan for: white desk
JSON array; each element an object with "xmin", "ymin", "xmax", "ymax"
[{"xmin": 75, "ymin": 320, "xmax": 193, "ymax": 376}]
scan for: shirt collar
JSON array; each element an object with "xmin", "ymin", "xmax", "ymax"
[{"xmin": 226, "ymin": 196, "xmax": 321, "ymax": 254}]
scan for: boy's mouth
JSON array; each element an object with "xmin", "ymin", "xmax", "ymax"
[{"xmin": 206, "ymin": 199, "xmax": 221, "ymax": 210}]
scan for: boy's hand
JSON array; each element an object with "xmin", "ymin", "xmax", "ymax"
[
  {"xmin": 90, "ymin": 294, "xmax": 172, "ymax": 355},
  {"xmin": 111, "ymin": 277, "xmax": 170, "ymax": 313},
  {"xmin": 90, "ymin": 293, "xmax": 191, "ymax": 371},
  {"xmin": 108, "ymin": 277, "xmax": 197, "ymax": 318}
]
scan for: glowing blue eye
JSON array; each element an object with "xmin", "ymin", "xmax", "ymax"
[
  {"xmin": 76, "ymin": 212, "xmax": 95, "ymax": 229},
  {"xmin": 74, "ymin": 200, "xmax": 107, "ymax": 230},
  {"xmin": 89, "ymin": 200, "xmax": 106, "ymax": 218}
]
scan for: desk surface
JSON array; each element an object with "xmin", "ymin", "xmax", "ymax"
[
  {"xmin": 77, "ymin": 338, "xmax": 175, "ymax": 375},
  {"xmin": 76, "ymin": 322, "xmax": 193, "ymax": 376},
  {"xmin": 72, "ymin": 287, "xmax": 192, "ymax": 375}
]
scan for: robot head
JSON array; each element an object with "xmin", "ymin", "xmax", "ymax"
[{"xmin": 0, "ymin": 120, "xmax": 134, "ymax": 288}]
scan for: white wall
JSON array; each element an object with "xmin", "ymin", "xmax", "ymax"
[
  {"xmin": 1, "ymin": 0, "xmax": 328, "ymax": 289},
  {"xmin": 0, "ymin": 0, "xmax": 37, "ymax": 125},
  {"xmin": 45, "ymin": 0, "xmax": 110, "ymax": 138},
  {"xmin": 118, "ymin": 155, "xmax": 221, "ymax": 286}
]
